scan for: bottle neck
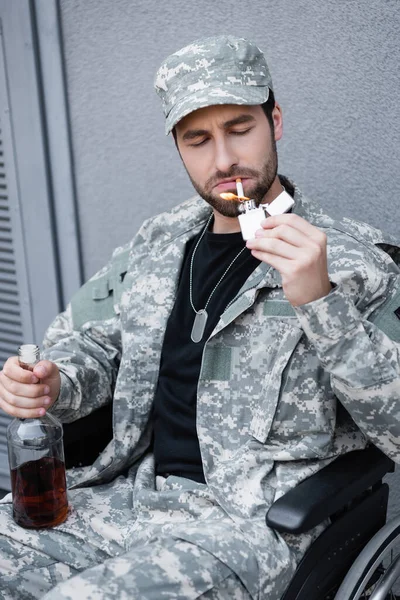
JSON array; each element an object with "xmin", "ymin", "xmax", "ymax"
[{"xmin": 18, "ymin": 344, "xmax": 40, "ymax": 369}]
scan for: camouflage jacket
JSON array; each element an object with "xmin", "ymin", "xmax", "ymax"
[{"xmin": 43, "ymin": 179, "xmax": 400, "ymax": 516}]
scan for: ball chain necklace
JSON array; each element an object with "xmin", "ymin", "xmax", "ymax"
[{"xmin": 190, "ymin": 214, "xmax": 247, "ymax": 343}]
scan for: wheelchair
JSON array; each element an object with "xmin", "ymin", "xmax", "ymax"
[
  {"xmin": 63, "ymin": 404, "xmax": 400, "ymax": 599},
  {"xmin": 266, "ymin": 445, "xmax": 400, "ymax": 599}
]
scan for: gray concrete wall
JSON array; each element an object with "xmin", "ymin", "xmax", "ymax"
[
  {"xmin": 60, "ymin": 0, "xmax": 400, "ymax": 278},
  {"xmin": 59, "ymin": 0, "xmax": 400, "ymax": 516}
]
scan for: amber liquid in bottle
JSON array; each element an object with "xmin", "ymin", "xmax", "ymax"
[
  {"xmin": 8, "ymin": 346, "xmax": 68, "ymax": 528},
  {"xmin": 10, "ymin": 456, "xmax": 68, "ymax": 528}
]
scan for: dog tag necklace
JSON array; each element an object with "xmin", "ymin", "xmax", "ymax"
[{"xmin": 190, "ymin": 214, "xmax": 246, "ymax": 343}]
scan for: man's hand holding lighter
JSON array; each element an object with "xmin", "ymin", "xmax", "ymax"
[{"xmin": 246, "ymin": 213, "xmax": 332, "ymax": 307}]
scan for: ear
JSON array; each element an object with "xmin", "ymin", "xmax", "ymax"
[{"xmin": 272, "ymin": 103, "xmax": 283, "ymax": 141}]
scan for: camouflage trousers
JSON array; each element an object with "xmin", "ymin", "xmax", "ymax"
[{"xmin": 0, "ymin": 455, "xmax": 305, "ymax": 599}]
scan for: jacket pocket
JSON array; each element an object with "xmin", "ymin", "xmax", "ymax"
[
  {"xmin": 250, "ymin": 321, "xmax": 303, "ymax": 443},
  {"xmin": 71, "ymin": 269, "xmax": 129, "ymax": 330}
]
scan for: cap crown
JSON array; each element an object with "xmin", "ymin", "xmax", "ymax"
[{"xmin": 154, "ymin": 36, "xmax": 273, "ymax": 134}]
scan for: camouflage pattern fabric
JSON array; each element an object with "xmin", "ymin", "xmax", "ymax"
[
  {"xmin": 154, "ymin": 36, "xmax": 271, "ymax": 134},
  {"xmin": 0, "ymin": 177, "xmax": 399, "ymax": 599}
]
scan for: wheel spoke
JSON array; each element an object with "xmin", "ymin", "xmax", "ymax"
[{"xmin": 335, "ymin": 519, "xmax": 400, "ymax": 600}]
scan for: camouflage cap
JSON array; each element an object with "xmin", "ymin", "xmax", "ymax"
[{"xmin": 154, "ymin": 35, "xmax": 273, "ymax": 135}]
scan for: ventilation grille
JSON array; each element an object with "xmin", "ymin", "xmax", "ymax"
[
  {"xmin": 0, "ymin": 118, "xmax": 24, "ymax": 490},
  {"xmin": 0, "ymin": 121, "xmax": 24, "ymax": 367}
]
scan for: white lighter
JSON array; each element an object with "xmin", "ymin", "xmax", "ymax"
[
  {"xmin": 238, "ymin": 200, "xmax": 266, "ymax": 241},
  {"xmin": 237, "ymin": 183, "xmax": 295, "ymax": 241}
]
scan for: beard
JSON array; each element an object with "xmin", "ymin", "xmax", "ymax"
[{"xmin": 186, "ymin": 138, "xmax": 278, "ymax": 218}]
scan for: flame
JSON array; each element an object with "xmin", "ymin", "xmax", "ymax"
[{"xmin": 220, "ymin": 192, "xmax": 250, "ymax": 201}]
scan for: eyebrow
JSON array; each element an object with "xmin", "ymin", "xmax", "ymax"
[{"xmin": 181, "ymin": 114, "xmax": 256, "ymax": 141}]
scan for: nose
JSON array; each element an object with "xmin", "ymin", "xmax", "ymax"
[{"xmin": 214, "ymin": 137, "xmax": 239, "ymax": 174}]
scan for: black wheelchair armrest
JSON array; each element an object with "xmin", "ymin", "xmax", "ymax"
[{"xmin": 266, "ymin": 445, "xmax": 394, "ymax": 534}]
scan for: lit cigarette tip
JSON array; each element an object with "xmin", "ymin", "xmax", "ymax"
[
  {"xmin": 220, "ymin": 191, "xmax": 251, "ymax": 201},
  {"xmin": 236, "ymin": 178, "xmax": 244, "ymax": 198},
  {"xmin": 220, "ymin": 193, "xmax": 238, "ymax": 200}
]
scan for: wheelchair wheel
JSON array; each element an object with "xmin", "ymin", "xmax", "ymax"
[{"xmin": 334, "ymin": 516, "xmax": 400, "ymax": 600}]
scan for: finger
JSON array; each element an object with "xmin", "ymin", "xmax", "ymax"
[
  {"xmin": 2, "ymin": 357, "xmax": 39, "ymax": 384},
  {"xmin": 33, "ymin": 360, "xmax": 58, "ymax": 381},
  {"xmin": 0, "ymin": 383, "xmax": 52, "ymax": 408},
  {"xmin": 247, "ymin": 236, "xmax": 299, "ymax": 260},
  {"xmin": 0, "ymin": 388, "xmax": 51, "ymax": 409},
  {"xmin": 255, "ymin": 223, "xmax": 311, "ymax": 248},
  {"xmin": 0, "ymin": 396, "xmax": 47, "ymax": 419},
  {"xmin": 261, "ymin": 213, "xmax": 327, "ymax": 241},
  {"xmin": 249, "ymin": 248, "xmax": 290, "ymax": 272},
  {"xmin": 0, "ymin": 372, "xmax": 50, "ymax": 399}
]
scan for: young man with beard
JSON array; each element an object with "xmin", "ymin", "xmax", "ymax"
[{"xmin": 0, "ymin": 35, "xmax": 399, "ymax": 600}]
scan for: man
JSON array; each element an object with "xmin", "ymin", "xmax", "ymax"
[{"xmin": 0, "ymin": 35, "xmax": 399, "ymax": 600}]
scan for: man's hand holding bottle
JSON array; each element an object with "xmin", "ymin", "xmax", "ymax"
[{"xmin": 0, "ymin": 358, "xmax": 60, "ymax": 418}]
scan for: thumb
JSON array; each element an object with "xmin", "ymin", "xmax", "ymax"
[{"xmin": 33, "ymin": 360, "xmax": 59, "ymax": 381}]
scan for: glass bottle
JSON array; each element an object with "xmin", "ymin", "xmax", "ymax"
[{"xmin": 6, "ymin": 344, "xmax": 69, "ymax": 528}]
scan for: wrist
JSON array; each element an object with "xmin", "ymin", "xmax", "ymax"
[
  {"xmin": 293, "ymin": 283, "xmax": 359, "ymax": 341},
  {"xmin": 288, "ymin": 279, "xmax": 333, "ymax": 307}
]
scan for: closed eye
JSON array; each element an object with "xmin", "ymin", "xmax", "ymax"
[
  {"xmin": 189, "ymin": 138, "xmax": 209, "ymax": 147},
  {"xmin": 188, "ymin": 127, "xmax": 253, "ymax": 146},
  {"xmin": 230, "ymin": 128, "xmax": 253, "ymax": 136}
]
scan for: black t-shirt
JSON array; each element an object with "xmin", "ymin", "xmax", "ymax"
[{"xmin": 153, "ymin": 220, "xmax": 260, "ymax": 483}]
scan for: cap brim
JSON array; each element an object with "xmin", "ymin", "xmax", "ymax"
[{"xmin": 165, "ymin": 85, "xmax": 270, "ymax": 135}]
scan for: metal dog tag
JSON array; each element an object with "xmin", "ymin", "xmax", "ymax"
[{"xmin": 191, "ymin": 309, "xmax": 208, "ymax": 343}]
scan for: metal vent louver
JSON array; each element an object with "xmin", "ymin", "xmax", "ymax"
[
  {"xmin": 0, "ymin": 125, "xmax": 24, "ymax": 368},
  {"xmin": 0, "ymin": 118, "xmax": 24, "ymax": 490}
]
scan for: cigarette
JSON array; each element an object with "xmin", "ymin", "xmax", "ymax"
[{"xmin": 236, "ymin": 178, "xmax": 244, "ymax": 198}]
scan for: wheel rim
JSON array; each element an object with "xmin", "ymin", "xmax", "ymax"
[{"xmin": 335, "ymin": 522, "xmax": 400, "ymax": 600}]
